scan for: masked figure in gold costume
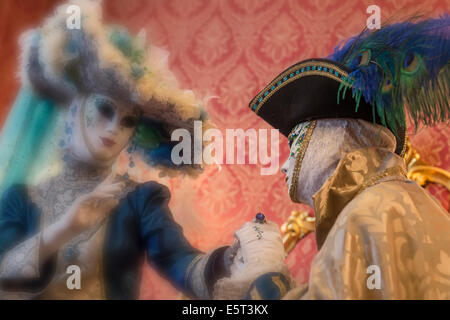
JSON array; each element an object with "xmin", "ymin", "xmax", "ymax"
[{"xmin": 216, "ymin": 16, "xmax": 450, "ymax": 299}]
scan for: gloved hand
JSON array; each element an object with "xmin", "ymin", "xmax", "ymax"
[{"xmin": 213, "ymin": 218, "xmax": 293, "ymax": 299}]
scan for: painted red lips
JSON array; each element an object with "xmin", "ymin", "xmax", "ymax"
[{"xmin": 100, "ymin": 136, "xmax": 116, "ymax": 147}]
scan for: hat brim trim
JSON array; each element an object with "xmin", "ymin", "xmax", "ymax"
[{"xmin": 250, "ymin": 60, "xmax": 353, "ymax": 114}]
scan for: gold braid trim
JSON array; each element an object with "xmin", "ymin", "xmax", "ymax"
[
  {"xmin": 356, "ymin": 165, "xmax": 408, "ymax": 197},
  {"xmin": 289, "ymin": 121, "xmax": 316, "ymax": 203},
  {"xmin": 399, "ymin": 133, "xmax": 407, "ymax": 158}
]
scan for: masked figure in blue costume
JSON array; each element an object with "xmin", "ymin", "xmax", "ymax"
[
  {"xmin": 0, "ymin": 0, "xmax": 238, "ymax": 299},
  {"xmin": 214, "ymin": 15, "xmax": 450, "ymax": 299}
]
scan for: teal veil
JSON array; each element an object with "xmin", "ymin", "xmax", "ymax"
[{"xmin": 0, "ymin": 87, "xmax": 64, "ymax": 196}]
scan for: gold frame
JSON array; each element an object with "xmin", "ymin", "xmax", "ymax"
[
  {"xmin": 281, "ymin": 210, "xmax": 315, "ymax": 253},
  {"xmin": 404, "ymin": 137, "xmax": 450, "ymax": 190}
]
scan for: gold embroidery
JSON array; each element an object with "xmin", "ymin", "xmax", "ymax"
[
  {"xmin": 289, "ymin": 121, "xmax": 316, "ymax": 203},
  {"xmin": 399, "ymin": 133, "xmax": 407, "ymax": 157},
  {"xmin": 307, "ymin": 177, "xmax": 450, "ymax": 299},
  {"xmin": 315, "ymin": 165, "xmax": 408, "ymax": 231},
  {"xmin": 313, "ymin": 148, "xmax": 409, "ymax": 249},
  {"xmin": 249, "ymin": 286, "xmax": 262, "ymax": 300},
  {"xmin": 271, "ymin": 275, "xmax": 287, "ymax": 297},
  {"xmin": 357, "ymin": 166, "xmax": 408, "ymax": 196}
]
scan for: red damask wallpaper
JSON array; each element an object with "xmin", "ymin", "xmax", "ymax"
[{"xmin": 0, "ymin": 0, "xmax": 449, "ymax": 299}]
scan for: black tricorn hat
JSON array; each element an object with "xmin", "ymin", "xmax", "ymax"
[{"xmin": 249, "ymin": 58, "xmax": 406, "ymax": 155}]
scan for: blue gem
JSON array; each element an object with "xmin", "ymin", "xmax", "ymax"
[
  {"xmin": 264, "ymin": 91, "xmax": 269, "ymax": 96},
  {"xmin": 306, "ymin": 66, "xmax": 311, "ymax": 71},
  {"xmin": 318, "ymin": 66, "xmax": 322, "ymax": 70},
  {"xmin": 290, "ymin": 73, "xmax": 294, "ymax": 77},
  {"xmin": 312, "ymin": 66, "xmax": 316, "ymax": 70},
  {"xmin": 329, "ymin": 69, "xmax": 334, "ymax": 73},
  {"xmin": 256, "ymin": 212, "xmax": 266, "ymax": 222},
  {"xmin": 324, "ymin": 67, "xmax": 328, "ymax": 71},
  {"xmin": 295, "ymin": 70, "xmax": 300, "ymax": 74},
  {"xmin": 278, "ymin": 81, "xmax": 282, "ymax": 85},
  {"xmin": 271, "ymin": 86, "xmax": 275, "ymax": 90},
  {"xmin": 283, "ymin": 76, "xmax": 288, "ymax": 81},
  {"xmin": 301, "ymin": 68, "xmax": 305, "ymax": 72}
]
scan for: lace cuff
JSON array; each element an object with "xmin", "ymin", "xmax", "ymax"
[
  {"xmin": 0, "ymin": 233, "xmax": 56, "ymax": 298},
  {"xmin": 0, "ymin": 233, "xmax": 41, "ymax": 280}
]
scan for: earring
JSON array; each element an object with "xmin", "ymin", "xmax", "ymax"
[
  {"xmin": 124, "ymin": 139, "xmax": 137, "ymax": 179},
  {"xmin": 128, "ymin": 140, "xmax": 137, "ymax": 168}
]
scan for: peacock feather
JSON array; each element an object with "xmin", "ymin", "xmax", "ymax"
[{"xmin": 329, "ymin": 14, "xmax": 449, "ymax": 136}]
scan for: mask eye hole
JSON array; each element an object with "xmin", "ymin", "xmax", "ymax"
[
  {"xmin": 402, "ymin": 51, "xmax": 419, "ymax": 73},
  {"xmin": 98, "ymin": 104, "xmax": 114, "ymax": 120},
  {"xmin": 96, "ymin": 99, "xmax": 115, "ymax": 120},
  {"xmin": 351, "ymin": 50, "xmax": 371, "ymax": 67}
]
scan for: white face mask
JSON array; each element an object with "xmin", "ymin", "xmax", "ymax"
[
  {"xmin": 64, "ymin": 94, "xmax": 139, "ymax": 167},
  {"xmin": 281, "ymin": 119, "xmax": 397, "ymax": 207}
]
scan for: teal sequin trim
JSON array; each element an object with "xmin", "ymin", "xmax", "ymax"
[
  {"xmin": 250, "ymin": 63, "xmax": 353, "ymax": 112},
  {"xmin": 288, "ymin": 122, "xmax": 310, "ymax": 157}
]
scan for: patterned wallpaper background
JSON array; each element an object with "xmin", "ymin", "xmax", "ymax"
[{"xmin": 0, "ymin": 0, "xmax": 448, "ymax": 299}]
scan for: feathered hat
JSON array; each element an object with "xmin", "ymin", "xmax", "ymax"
[
  {"xmin": 20, "ymin": 0, "xmax": 212, "ymax": 175},
  {"xmin": 249, "ymin": 15, "xmax": 449, "ymax": 155}
]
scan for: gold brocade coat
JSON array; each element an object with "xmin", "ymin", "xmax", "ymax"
[{"xmin": 285, "ymin": 147, "xmax": 450, "ymax": 299}]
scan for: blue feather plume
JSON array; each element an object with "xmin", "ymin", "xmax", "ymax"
[{"xmin": 329, "ymin": 14, "xmax": 450, "ymax": 135}]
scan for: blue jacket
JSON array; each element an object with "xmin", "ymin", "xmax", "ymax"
[{"xmin": 0, "ymin": 182, "xmax": 223, "ymax": 299}]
